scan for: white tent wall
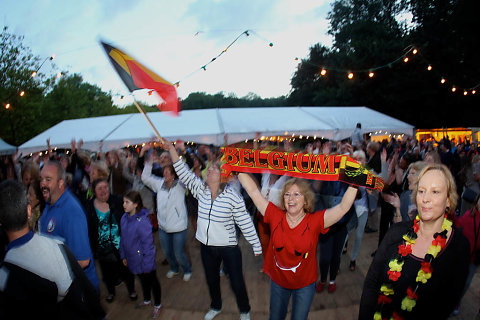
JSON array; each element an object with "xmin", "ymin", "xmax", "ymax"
[
  {"xmin": 18, "ymin": 106, "xmax": 414, "ymax": 154},
  {"xmin": 0, "ymin": 138, "xmax": 16, "ymax": 155}
]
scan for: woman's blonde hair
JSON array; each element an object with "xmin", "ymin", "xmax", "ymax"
[
  {"xmin": 278, "ymin": 178, "xmax": 315, "ymax": 213},
  {"xmin": 412, "ymin": 163, "xmax": 458, "ymax": 218}
]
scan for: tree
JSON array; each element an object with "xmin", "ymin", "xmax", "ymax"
[
  {"xmin": 288, "ymin": 0, "xmax": 480, "ymax": 128},
  {"xmin": 0, "ymin": 26, "xmax": 54, "ymax": 145},
  {"xmin": 41, "ymin": 73, "xmax": 116, "ymax": 131}
]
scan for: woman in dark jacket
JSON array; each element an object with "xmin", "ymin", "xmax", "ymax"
[{"xmin": 85, "ymin": 178, "xmax": 136, "ymax": 303}]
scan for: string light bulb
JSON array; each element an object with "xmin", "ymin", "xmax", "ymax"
[
  {"xmin": 31, "ymin": 71, "xmax": 37, "ymax": 78},
  {"xmin": 403, "ymin": 57, "xmax": 409, "ymax": 63},
  {"xmin": 427, "ymin": 65, "xmax": 432, "ymax": 71},
  {"xmin": 451, "ymin": 86, "xmax": 456, "ymax": 92},
  {"xmin": 368, "ymin": 72, "xmax": 375, "ymax": 78},
  {"xmin": 320, "ymin": 69, "xmax": 327, "ymax": 76},
  {"xmin": 463, "ymin": 90, "xmax": 468, "ymax": 96},
  {"xmin": 347, "ymin": 72, "xmax": 354, "ymax": 79},
  {"xmin": 5, "ymin": 103, "xmax": 10, "ymax": 109},
  {"xmin": 472, "ymin": 90, "xmax": 476, "ymax": 94},
  {"xmin": 56, "ymin": 72, "xmax": 62, "ymax": 78},
  {"xmin": 440, "ymin": 78, "xmax": 446, "ymax": 84},
  {"xmin": 19, "ymin": 91, "xmax": 25, "ymax": 97},
  {"xmin": 412, "ymin": 49, "xmax": 418, "ymax": 54}
]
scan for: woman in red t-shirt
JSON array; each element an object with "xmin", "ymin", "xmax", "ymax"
[{"xmin": 238, "ymin": 173, "xmax": 357, "ymax": 320}]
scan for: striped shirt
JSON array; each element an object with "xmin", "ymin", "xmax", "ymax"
[{"xmin": 173, "ymin": 160, "xmax": 261, "ymax": 255}]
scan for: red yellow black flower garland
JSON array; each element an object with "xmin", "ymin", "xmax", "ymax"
[{"xmin": 374, "ymin": 214, "xmax": 452, "ymax": 320}]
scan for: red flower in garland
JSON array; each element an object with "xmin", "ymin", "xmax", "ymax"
[
  {"xmin": 406, "ymin": 287, "xmax": 418, "ymax": 300},
  {"xmin": 413, "ymin": 219, "xmax": 420, "ymax": 233},
  {"xmin": 388, "ymin": 270, "xmax": 402, "ymax": 281},
  {"xmin": 398, "ymin": 243, "xmax": 412, "ymax": 256},
  {"xmin": 377, "ymin": 294, "xmax": 392, "ymax": 304},
  {"xmin": 392, "ymin": 311, "xmax": 404, "ymax": 320},
  {"xmin": 432, "ymin": 235, "xmax": 447, "ymax": 248},
  {"xmin": 420, "ymin": 261, "xmax": 433, "ymax": 273}
]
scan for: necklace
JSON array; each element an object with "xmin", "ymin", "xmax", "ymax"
[
  {"xmin": 374, "ymin": 214, "xmax": 452, "ymax": 320},
  {"xmin": 286, "ymin": 212, "xmax": 306, "ymax": 226}
]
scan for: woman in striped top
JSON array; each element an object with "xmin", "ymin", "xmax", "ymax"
[{"xmin": 163, "ymin": 139, "xmax": 261, "ymax": 320}]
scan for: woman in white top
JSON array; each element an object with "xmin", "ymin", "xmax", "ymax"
[{"xmin": 141, "ymin": 150, "xmax": 192, "ymax": 281}]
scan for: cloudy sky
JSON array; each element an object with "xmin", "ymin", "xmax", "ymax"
[{"xmin": 2, "ymin": 0, "xmax": 333, "ymax": 106}]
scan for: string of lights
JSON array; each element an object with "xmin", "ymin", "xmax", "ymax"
[
  {"xmin": 2, "ymin": 53, "xmax": 59, "ymax": 110},
  {"xmin": 296, "ymin": 45, "xmax": 479, "ymax": 95}
]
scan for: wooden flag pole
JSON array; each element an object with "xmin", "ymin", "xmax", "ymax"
[{"xmin": 132, "ymin": 99, "xmax": 163, "ymax": 140}]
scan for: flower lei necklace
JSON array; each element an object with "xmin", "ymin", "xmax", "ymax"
[{"xmin": 374, "ymin": 214, "xmax": 452, "ymax": 320}]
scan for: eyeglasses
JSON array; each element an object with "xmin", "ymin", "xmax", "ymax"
[{"xmin": 284, "ymin": 192, "xmax": 303, "ymax": 199}]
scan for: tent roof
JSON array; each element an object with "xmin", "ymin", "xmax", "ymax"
[
  {"xmin": 18, "ymin": 106, "xmax": 414, "ymax": 154},
  {"xmin": 0, "ymin": 138, "xmax": 16, "ymax": 156}
]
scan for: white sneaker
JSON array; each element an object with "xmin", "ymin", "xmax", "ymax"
[
  {"xmin": 166, "ymin": 270, "xmax": 179, "ymax": 278},
  {"xmin": 204, "ymin": 308, "xmax": 221, "ymax": 320},
  {"xmin": 183, "ymin": 272, "xmax": 192, "ymax": 281},
  {"xmin": 240, "ymin": 312, "xmax": 250, "ymax": 320}
]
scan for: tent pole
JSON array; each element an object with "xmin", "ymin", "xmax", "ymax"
[{"xmin": 132, "ymin": 99, "xmax": 162, "ymax": 140}]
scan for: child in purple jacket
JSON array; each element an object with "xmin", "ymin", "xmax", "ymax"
[{"xmin": 120, "ymin": 190, "xmax": 162, "ymax": 318}]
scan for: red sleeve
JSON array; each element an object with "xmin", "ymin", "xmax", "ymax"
[
  {"xmin": 312, "ymin": 209, "xmax": 329, "ymax": 234},
  {"xmin": 264, "ymin": 202, "xmax": 284, "ymax": 227}
]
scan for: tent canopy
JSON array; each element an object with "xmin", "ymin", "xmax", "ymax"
[
  {"xmin": 0, "ymin": 138, "xmax": 16, "ymax": 156},
  {"xmin": 18, "ymin": 106, "xmax": 414, "ymax": 154}
]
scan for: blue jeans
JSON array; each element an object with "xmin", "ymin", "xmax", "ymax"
[
  {"xmin": 158, "ymin": 229, "xmax": 191, "ymax": 273},
  {"xmin": 200, "ymin": 244, "xmax": 250, "ymax": 313},
  {"xmin": 269, "ymin": 280, "xmax": 315, "ymax": 320}
]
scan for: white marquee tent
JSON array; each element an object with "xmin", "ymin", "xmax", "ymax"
[
  {"xmin": 18, "ymin": 106, "xmax": 414, "ymax": 154},
  {"xmin": 0, "ymin": 138, "xmax": 16, "ymax": 155}
]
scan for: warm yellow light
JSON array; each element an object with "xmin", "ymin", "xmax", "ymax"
[
  {"xmin": 320, "ymin": 69, "xmax": 327, "ymax": 76},
  {"xmin": 31, "ymin": 71, "xmax": 37, "ymax": 78},
  {"xmin": 451, "ymin": 87, "xmax": 456, "ymax": 92},
  {"xmin": 472, "ymin": 90, "xmax": 477, "ymax": 94},
  {"xmin": 427, "ymin": 65, "xmax": 432, "ymax": 71},
  {"xmin": 464, "ymin": 91, "xmax": 468, "ymax": 96},
  {"xmin": 19, "ymin": 91, "xmax": 25, "ymax": 96},
  {"xmin": 368, "ymin": 72, "xmax": 375, "ymax": 78},
  {"xmin": 5, "ymin": 103, "xmax": 10, "ymax": 109},
  {"xmin": 412, "ymin": 49, "xmax": 418, "ymax": 54},
  {"xmin": 403, "ymin": 57, "xmax": 409, "ymax": 63},
  {"xmin": 347, "ymin": 72, "xmax": 354, "ymax": 79},
  {"xmin": 440, "ymin": 78, "xmax": 446, "ymax": 84}
]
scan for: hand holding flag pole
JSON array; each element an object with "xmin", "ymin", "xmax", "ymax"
[{"xmin": 100, "ymin": 40, "xmax": 180, "ymax": 140}]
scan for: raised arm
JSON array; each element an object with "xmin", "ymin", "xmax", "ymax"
[
  {"xmin": 323, "ymin": 185, "xmax": 358, "ymax": 228},
  {"xmin": 237, "ymin": 173, "xmax": 269, "ymax": 216}
]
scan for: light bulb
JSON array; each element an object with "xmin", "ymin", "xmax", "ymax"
[
  {"xmin": 427, "ymin": 65, "xmax": 432, "ymax": 71},
  {"xmin": 320, "ymin": 69, "xmax": 327, "ymax": 76},
  {"xmin": 347, "ymin": 72, "xmax": 354, "ymax": 79},
  {"xmin": 368, "ymin": 72, "xmax": 375, "ymax": 78}
]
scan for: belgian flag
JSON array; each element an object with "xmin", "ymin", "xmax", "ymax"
[{"xmin": 101, "ymin": 41, "xmax": 179, "ymax": 116}]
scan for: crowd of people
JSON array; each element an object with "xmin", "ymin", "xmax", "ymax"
[{"xmin": 0, "ymin": 127, "xmax": 479, "ymax": 320}]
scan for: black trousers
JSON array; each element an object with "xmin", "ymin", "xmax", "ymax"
[
  {"xmin": 200, "ymin": 244, "xmax": 250, "ymax": 313},
  {"xmin": 138, "ymin": 270, "xmax": 161, "ymax": 306},
  {"xmin": 98, "ymin": 259, "xmax": 135, "ymax": 295},
  {"xmin": 319, "ymin": 223, "xmax": 348, "ymax": 282}
]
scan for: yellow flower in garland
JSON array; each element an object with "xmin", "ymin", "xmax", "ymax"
[
  {"xmin": 427, "ymin": 244, "xmax": 442, "ymax": 257},
  {"xmin": 402, "ymin": 234, "xmax": 416, "ymax": 245},
  {"xmin": 416, "ymin": 269, "xmax": 432, "ymax": 283},
  {"xmin": 401, "ymin": 296, "xmax": 416, "ymax": 311},
  {"xmin": 388, "ymin": 259, "xmax": 404, "ymax": 272},
  {"xmin": 380, "ymin": 284, "xmax": 394, "ymax": 296},
  {"xmin": 442, "ymin": 217, "xmax": 452, "ymax": 231},
  {"xmin": 373, "ymin": 312, "xmax": 382, "ymax": 320}
]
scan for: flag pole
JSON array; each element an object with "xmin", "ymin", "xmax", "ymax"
[{"xmin": 132, "ymin": 99, "xmax": 163, "ymax": 140}]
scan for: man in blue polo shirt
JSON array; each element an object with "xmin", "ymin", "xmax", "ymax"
[{"xmin": 39, "ymin": 160, "xmax": 99, "ymax": 291}]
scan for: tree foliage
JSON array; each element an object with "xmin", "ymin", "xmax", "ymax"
[{"xmin": 289, "ymin": 0, "xmax": 480, "ymax": 128}]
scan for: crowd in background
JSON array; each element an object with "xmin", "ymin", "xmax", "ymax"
[{"xmin": 0, "ymin": 128, "xmax": 479, "ymax": 319}]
